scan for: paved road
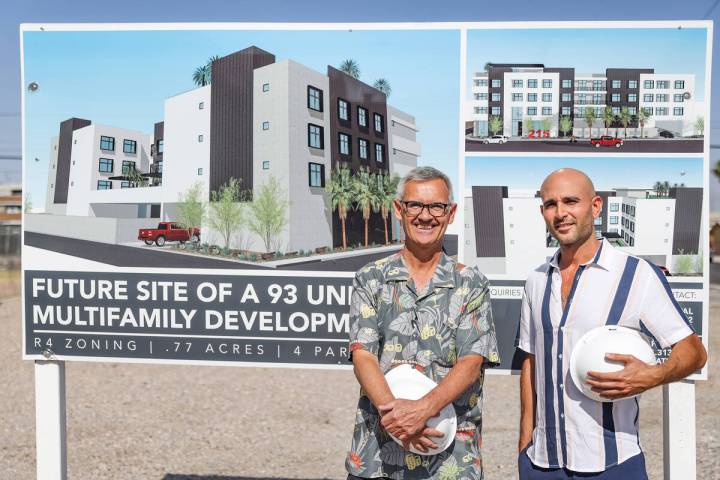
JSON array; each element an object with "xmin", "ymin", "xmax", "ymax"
[{"xmin": 465, "ymin": 138, "xmax": 703, "ymax": 153}]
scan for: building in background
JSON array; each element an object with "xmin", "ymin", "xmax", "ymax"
[{"xmin": 0, "ymin": 183, "xmax": 21, "ymax": 258}]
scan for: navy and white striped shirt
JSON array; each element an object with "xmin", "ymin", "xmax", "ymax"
[{"xmin": 518, "ymin": 239, "xmax": 693, "ymax": 472}]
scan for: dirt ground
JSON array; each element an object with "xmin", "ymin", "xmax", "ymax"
[{"xmin": 1, "ymin": 271, "xmax": 717, "ymax": 479}]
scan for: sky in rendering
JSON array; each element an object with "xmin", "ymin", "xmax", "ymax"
[
  {"xmin": 465, "ymin": 156, "xmax": 703, "ymax": 191},
  {"xmin": 22, "ymin": 28, "xmax": 460, "ymax": 207}
]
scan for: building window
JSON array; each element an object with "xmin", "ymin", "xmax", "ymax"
[
  {"xmin": 609, "ymin": 203, "xmax": 619, "ymax": 212},
  {"xmin": 477, "ymin": 107, "xmax": 488, "ymax": 114},
  {"xmin": 610, "ymin": 216, "xmax": 618, "ymax": 224},
  {"xmin": 542, "ymin": 79, "xmax": 552, "ymax": 88},
  {"xmin": 357, "ymin": 106, "xmax": 368, "ymax": 127},
  {"xmin": 262, "ymin": 122, "xmax": 269, "ymax": 131},
  {"xmin": 611, "ymin": 93, "xmax": 620, "ymax": 102},
  {"xmin": 612, "ymin": 80, "xmax": 621, "ymax": 89},
  {"xmin": 642, "ymin": 107, "xmax": 653, "ymax": 115},
  {"xmin": 375, "ymin": 143, "xmax": 384, "ymax": 163},
  {"xmin": 121, "ymin": 160, "xmax": 136, "ymax": 174},
  {"xmin": 512, "ymin": 93, "xmax": 523, "ymax": 102},
  {"xmin": 339, "ymin": 133, "xmax": 351, "ymax": 155},
  {"xmin": 656, "ymin": 107, "xmax": 668, "ymax": 116},
  {"xmin": 198, "ymin": 134, "xmax": 204, "ymax": 142},
  {"xmin": 478, "ymin": 79, "xmax": 488, "ymax": 87},
  {"xmin": 199, "ymin": 101, "xmax": 204, "ymax": 110},
  {"xmin": 262, "ymin": 83, "xmax": 270, "ymax": 92},
  {"xmin": 308, "ymin": 124, "xmax": 324, "ymax": 149},
  {"xmin": 542, "ymin": 107, "xmax": 552, "ymax": 115},
  {"xmin": 562, "ymin": 79, "xmax": 572, "ymax": 88},
  {"xmin": 157, "ymin": 140, "xmax": 163, "ymax": 154},
  {"xmin": 593, "ymin": 80, "xmax": 603, "ymax": 90},
  {"xmin": 644, "ymin": 80, "xmax": 654, "ymax": 89},
  {"xmin": 121, "ymin": 181, "xmax": 131, "ymax": 188},
  {"xmin": 674, "ymin": 80, "xmax": 685, "ymax": 89},
  {"xmin": 491, "ymin": 79, "xmax": 501, "ymax": 88},
  {"xmin": 308, "ymin": 163, "xmax": 325, "ymax": 187},
  {"xmin": 491, "ymin": 93, "xmax": 501, "ymax": 102},
  {"xmin": 123, "ymin": 139, "xmax": 137, "ymax": 154},
  {"xmin": 263, "ymin": 161, "xmax": 270, "ymax": 170},
  {"xmin": 527, "ymin": 93, "xmax": 537, "ymax": 102},
  {"xmin": 628, "ymin": 107, "xmax": 637, "ymax": 115},
  {"xmin": 673, "ymin": 94, "xmax": 685, "ymax": 103},
  {"xmin": 97, "ymin": 180, "xmax": 112, "ymax": 190},
  {"xmin": 643, "ymin": 94, "xmax": 654, "ymax": 102},
  {"xmin": 657, "ymin": 80, "xmax": 669, "ymax": 89},
  {"xmin": 308, "ymin": 86, "xmax": 323, "ymax": 111},
  {"xmin": 527, "ymin": 107, "xmax": 537, "ymax": 115},
  {"xmin": 673, "ymin": 107, "xmax": 684, "ymax": 116},
  {"xmin": 628, "ymin": 93, "xmax": 637, "ymax": 102},
  {"xmin": 512, "ymin": 79, "xmax": 523, "ymax": 88},
  {"xmin": 359, "ymin": 138, "xmax": 368, "ymax": 159},
  {"xmin": 561, "ymin": 106, "xmax": 571, "ymax": 115},
  {"xmin": 491, "ymin": 107, "xmax": 501, "ymax": 116},
  {"xmin": 473, "ymin": 107, "xmax": 481, "ymax": 114},
  {"xmin": 99, "ymin": 158, "xmax": 113, "ymax": 173},
  {"xmin": 197, "ymin": 168, "xmax": 203, "ymax": 176},
  {"xmin": 338, "ymin": 98, "xmax": 349, "ymax": 121},
  {"xmin": 612, "ymin": 106, "xmax": 620, "ymax": 115},
  {"xmin": 528, "ymin": 79, "xmax": 537, "ymax": 88},
  {"xmin": 561, "ymin": 93, "xmax": 571, "ymax": 102},
  {"xmin": 100, "ymin": 136, "xmax": 115, "ymax": 151},
  {"xmin": 656, "ymin": 94, "xmax": 669, "ymax": 102},
  {"xmin": 628, "ymin": 80, "xmax": 638, "ymax": 89},
  {"xmin": 542, "ymin": 93, "xmax": 552, "ymax": 102},
  {"xmin": 374, "ymin": 113, "xmax": 384, "ymax": 133}
]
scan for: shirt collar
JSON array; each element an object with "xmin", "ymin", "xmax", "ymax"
[
  {"xmin": 386, "ymin": 250, "xmax": 458, "ymax": 288},
  {"xmin": 549, "ymin": 238, "xmax": 609, "ymax": 271}
]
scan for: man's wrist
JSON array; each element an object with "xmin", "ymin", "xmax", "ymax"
[{"xmin": 648, "ymin": 363, "xmax": 669, "ymax": 388}]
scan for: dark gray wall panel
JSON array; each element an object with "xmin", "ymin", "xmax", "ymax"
[
  {"xmin": 54, "ymin": 117, "xmax": 91, "ymax": 204},
  {"xmin": 670, "ymin": 187, "xmax": 702, "ymax": 254},
  {"xmin": 472, "ymin": 186, "xmax": 507, "ymax": 257}
]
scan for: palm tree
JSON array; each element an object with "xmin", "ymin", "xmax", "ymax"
[
  {"xmin": 603, "ymin": 106, "xmax": 615, "ymax": 135},
  {"xmin": 483, "ymin": 62, "xmax": 492, "ymax": 72},
  {"xmin": 373, "ymin": 78, "xmax": 391, "ymax": 97},
  {"xmin": 351, "ymin": 168, "xmax": 380, "ymax": 248},
  {"xmin": 637, "ymin": 109, "xmax": 650, "ymax": 138},
  {"xmin": 326, "ymin": 164, "xmax": 353, "ymax": 249},
  {"xmin": 339, "ymin": 59, "xmax": 360, "ymax": 79},
  {"xmin": 662, "ymin": 181, "xmax": 671, "ymax": 197},
  {"xmin": 376, "ymin": 172, "xmax": 400, "ymax": 245},
  {"xmin": 619, "ymin": 107, "xmax": 631, "ymax": 138},
  {"xmin": 583, "ymin": 106, "xmax": 596, "ymax": 139},
  {"xmin": 192, "ymin": 64, "xmax": 211, "ymax": 87},
  {"xmin": 653, "ymin": 181, "xmax": 664, "ymax": 197}
]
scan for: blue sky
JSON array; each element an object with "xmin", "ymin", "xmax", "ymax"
[
  {"xmin": 467, "ymin": 27, "xmax": 708, "ymax": 101},
  {"xmin": 465, "ymin": 156, "xmax": 703, "ymax": 190},
  {"xmin": 22, "ymin": 28, "xmax": 459, "ymax": 205}
]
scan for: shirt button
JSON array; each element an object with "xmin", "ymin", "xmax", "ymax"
[
  {"xmin": 558, "ymin": 354, "xmax": 563, "ymax": 359},
  {"xmin": 560, "ymin": 413, "xmax": 565, "ymax": 419},
  {"xmin": 560, "ymin": 383, "xmax": 564, "ymax": 389}
]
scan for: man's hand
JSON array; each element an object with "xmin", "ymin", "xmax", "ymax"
[
  {"xmin": 585, "ymin": 353, "xmax": 663, "ymax": 400},
  {"xmin": 378, "ymin": 398, "xmax": 434, "ymax": 440},
  {"xmin": 401, "ymin": 427, "xmax": 446, "ymax": 454}
]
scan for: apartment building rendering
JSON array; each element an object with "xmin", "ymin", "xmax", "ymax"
[
  {"xmin": 463, "ymin": 185, "xmax": 704, "ymax": 276},
  {"xmin": 469, "ymin": 64, "xmax": 700, "ymax": 139},
  {"xmin": 42, "ymin": 46, "xmax": 420, "ymax": 253}
]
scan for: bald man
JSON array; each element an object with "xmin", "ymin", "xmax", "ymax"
[{"xmin": 516, "ymin": 168, "xmax": 706, "ymax": 479}]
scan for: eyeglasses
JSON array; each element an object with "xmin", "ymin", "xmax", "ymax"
[{"xmin": 400, "ymin": 201, "xmax": 450, "ymax": 217}]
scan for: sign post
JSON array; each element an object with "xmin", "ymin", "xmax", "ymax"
[
  {"xmin": 34, "ymin": 360, "xmax": 67, "ymax": 480},
  {"xmin": 663, "ymin": 380, "xmax": 697, "ymax": 480}
]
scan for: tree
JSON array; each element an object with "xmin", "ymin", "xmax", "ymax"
[
  {"xmin": 619, "ymin": 107, "xmax": 631, "ymax": 138},
  {"xmin": 541, "ymin": 117, "xmax": 552, "ymax": 136},
  {"xmin": 603, "ymin": 106, "xmax": 615, "ymax": 135},
  {"xmin": 695, "ymin": 116, "xmax": 705, "ymax": 136},
  {"xmin": 559, "ymin": 116, "xmax": 573, "ymax": 137},
  {"xmin": 524, "ymin": 117, "xmax": 535, "ymax": 137},
  {"xmin": 637, "ymin": 109, "xmax": 650, "ymax": 138},
  {"xmin": 326, "ymin": 164, "xmax": 353, "ymax": 249},
  {"xmin": 351, "ymin": 168, "xmax": 380, "ymax": 248},
  {"xmin": 339, "ymin": 59, "xmax": 360, "ymax": 79},
  {"xmin": 488, "ymin": 115, "xmax": 503, "ymax": 135},
  {"xmin": 483, "ymin": 62, "xmax": 492, "ymax": 72},
  {"xmin": 247, "ymin": 175, "xmax": 289, "ymax": 253},
  {"xmin": 208, "ymin": 178, "xmax": 244, "ymax": 250},
  {"xmin": 373, "ymin": 78, "xmax": 392, "ymax": 97},
  {"xmin": 583, "ymin": 106, "xmax": 596, "ymax": 139},
  {"xmin": 192, "ymin": 64, "xmax": 211, "ymax": 87},
  {"xmin": 176, "ymin": 183, "xmax": 205, "ymax": 241},
  {"xmin": 23, "ymin": 193, "xmax": 32, "ymax": 213},
  {"xmin": 376, "ymin": 172, "xmax": 400, "ymax": 245},
  {"xmin": 126, "ymin": 166, "xmax": 148, "ymax": 188}
]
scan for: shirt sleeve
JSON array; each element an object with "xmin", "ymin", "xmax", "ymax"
[
  {"xmin": 638, "ymin": 262, "xmax": 694, "ymax": 349},
  {"xmin": 347, "ymin": 272, "xmax": 381, "ymax": 361},
  {"xmin": 456, "ymin": 270, "xmax": 500, "ymax": 367},
  {"xmin": 516, "ymin": 282, "xmax": 535, "ymax": 355}
]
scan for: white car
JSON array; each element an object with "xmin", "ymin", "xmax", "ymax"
[{"xmin": 483, "ymin": 135, "xmax": 510, "ymax": 144}]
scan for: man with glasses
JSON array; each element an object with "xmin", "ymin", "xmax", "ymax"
[{"xmin": 345, "ymin": 166, "xmax": 500, "ymax": 480}]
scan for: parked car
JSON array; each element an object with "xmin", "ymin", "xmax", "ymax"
[
  {"xmin": 138, "ymin": 222, "xmax": 200, "ymax": 246},
  {"xmin": 483, "ymin": 135, "xmax": 510, "ymax": 144},
  {"xmin": 590, "ymin": 136, "xmax": 623, "ymax": 148},
  {"xmin": 658, "ymin": 130, "xmax": 675, "ymax": 138}
]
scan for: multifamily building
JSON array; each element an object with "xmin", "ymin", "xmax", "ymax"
[
  {"xmin": 43, "ymin": 46, "xmax": 419, "ymax": 252},
  {"xmin": 469, "ymin": 64, "xmax": 699, "ymax": 138},
  {"xmin": 463, "ymin": 186, "xmax": 703, "ymax": 276}
]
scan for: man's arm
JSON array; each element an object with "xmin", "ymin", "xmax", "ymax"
[
  {"xmin": 519, "ymin": 352, "xmax": 536, "ymax": 452},
  {"xmin": 586, "ymin": 333, "xmax": 706, "ymax": 400}
]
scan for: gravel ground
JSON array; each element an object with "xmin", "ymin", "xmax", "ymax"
[{"xmin": 1, "ymin": 273, "xmax": 717, "ymax": 479}]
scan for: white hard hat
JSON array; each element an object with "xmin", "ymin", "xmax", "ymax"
[
  {"xmin": 570, "ymin": 325, "xmax": 656, "ymax": 402},
  {"xmin": 384, "ymin": 364, "xmax": 457, "ymax": 455}
]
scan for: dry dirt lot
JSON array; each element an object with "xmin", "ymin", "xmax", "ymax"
[{"xmin": 1, "ymin": 271, "xmax": 717, "ymax": 479}]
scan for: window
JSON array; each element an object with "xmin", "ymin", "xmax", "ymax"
[
  {"xmin": 611, "ymin": 93, "xmax": 620, "ymax": 102},
  {"xmin": 527, "ymin": 93, "xmax": 537, "ymax": 102},
  {"xmin": 491, "ymin": 79, "xmax": 501, "ymax": 88},
  {"xmin": 262, "ymin": 122, "xmax": 269, "ymax": 130},
  {"xmin": 357, "ymin": 106, "xmax": 368, "ymax": 127},
  {"xmin": 359, "ymin": 138, "xmax": 368, "ymax": 159},
  {"xmin": 609, "ymin": 216, "xmax": 618, "ymax": 224},
  {"xmin": 478, "ymin": 79, "xmax": 488, "ymax": 87},
  {"xmin": 100, "ymin": 136, "xmax": 115, "ymax": 151},
  {"xmin": 673, "ymin": 94, "xmax": 685, "ymax": 102},
  {"xmin": 656, "ymin": 80, "xmax": 669, "ymax": 89},
  {"xmin": 473, "ymin": 107, "xmax": 481, "ymax": 114},
  {"xmin": 656, "ymin": 107, "xmax": 668, "ymax": 116},
  {"xmin": 338, "ymin": 98, "xmax": 349, "ymax": 121},
  {"xmin": 475, "ymin": 93, "xmax": 488, "ymax": 101},
  {"xmin": 561, "ymin": 93, "xmax": 571, "ymax": 102},
  {"xmin": 262, "ymin": 161, "xmax": 270, "ymax": 170},
  {"xmin": 307, "ymin": 86, "xmax": 323, "ymax": 111},
  {"xmin": 99, "ymin": 158, "xmax": 113, "ymax": 173},
  {"xmin": 541, "ymin": 107, "xmax": 552, "ymax": 115},
  {"xmin": 512, "ymin": 79, "xmax": 523, "ymax": 88},
  {"xmin": 561, "ymin": 106, "xmax": 571, "ymax": 115},
  {"xmin": 477, "ymin": 107, "xmax": 488, "ymax": 114},
  {"xmin": 491, "ymin": 107, "xmax": 501, "ymax": 116},
  {"xmin": 609, "ymin": 203, "xmax": 619, "ymax": 212},
  {"xmin": 123, "ymin": 139, "xmax": 137, "ymax": 154},
  {"xmin": 562, "ymin": 79, "xmax": 572, "ymax": 88},
  {"xmin": 628, "ymin": 80, "xmax": 638, "ymax": 89},
  {"xmin": 121, "ymin": 160, "xmax": 136, "ymax": 174},
  {"xmin": 527, "ymin": 107, "xmax": 537, "ymax": 115},
  {"xmin": 542, "ymin": 93, "xmax": 552, "ymax": 102},
  {"xmin": 512, "ymin": 93, "xmax": 523, "ymax": 101},
  {"xmin": 308, "ymin": 124, "xmax": 324, "ymax": 149},
  {"xmin": 199, "ymin": 101, "xmax": 204, "ymax": 109},
  {"xmin": 97, "ymin": 180, "xmax": 112, "ymax": 190},
  {"xmin": 374, "ymin": 113, "xmax": 384, "ymax": 133},
  {"xmin": 612, "ymin": 107, "xmax": 620, "ymax": 115},
  {"xmin": 491, "ymin": 93, "xmax": 501, "ymax": 102},
  {"xmin": 121, "ymin": 181, "xmax": 131, "ymax": 189},
  {"xmin": 542, "ymin": 79, "xmax": 552, "ymax": 88},
  {"xmin": 594, "ymin": 218, "xmax": 602, "ymax": 226},
  {"xmin": 656, "ymin": 94, "xmax": 669, "ymax": 102},
  {"xmin": 339, "ymin": 133, "xmax": 351, "ymax": 155},
  {"xmin": 262, "ymin": 83, "xmax": 270, "ymax": 92},
  {"xmin": 674, "ymin": 80, "xmax": 685, "ymax": 89},
  {"xmin": 644, "ymin": 80, "xmax": 654, "ymax": 89},
  {"xmin": 528, "ymin": 79, "xmax": 537, "ymax": 88},
  {"xmin": 309, "ymin": 163, "xmax": 325, "ymax": 187},
  {"xmin": 673, "ymin": 107, "xmax": 684, "ymax": 116},
  {"xmin": 643, "ymin": 94, "xmax": 654, "ymax": 102},
  {"xmin": 197, "ymin": 168, "xmax": 203, "ymax": 176},
  {"xmin": 642, "ymin": 107, "xmax": 653, "ymax": 115},
  {"xmin": 628, "ymin": 93, "xmax": 637, "ymax": 102},
  {"xmin": 375, "ymin": 143, "xmax": 384, "ymax": 163},
  {"xmin": 157, "ymin": 140, "xmax": 163, "ymax": 154},
  {"xmin": 612, "ymin": 80, "xmax": 621, "ymax": 89},
  {"xmin": 628, "ymin": 107, "xmax": 637, "ymax": 115},
  {"xmin": 198, "ymin": 134, "xmax": 204, "ymax": 142}
]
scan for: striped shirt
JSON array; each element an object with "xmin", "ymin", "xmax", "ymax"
[{"xmin": 517, "ymin": 239, "xmax": 693, "ymax": 472}]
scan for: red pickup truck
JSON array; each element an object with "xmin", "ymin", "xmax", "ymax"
[
  {"xmin": 138, "ymin": 222, "xmax": 200, "ymax": 246},
  {"xmin": 591, "ymin": 136, "xmax": 623, "ymax": 148}
]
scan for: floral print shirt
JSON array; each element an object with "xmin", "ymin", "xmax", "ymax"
[{"xmin": 346, "ymin": 251, "xmax": 500, "ymax": 480}]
